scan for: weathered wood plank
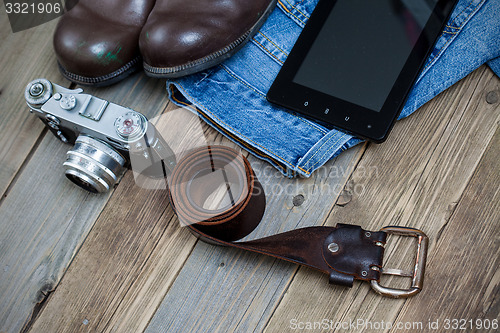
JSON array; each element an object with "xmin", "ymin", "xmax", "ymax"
[
  {"xmin": 263, "ymin": 67, "xmax": 499, "ymax": 332},
  {"xmin": 0, "ymin": 136, "xmax": 116, "ymax": 333},
  {"xmin": 29, "ymin": 67, "xmax": 498, "ymax": 333},
  {"xmin": 392, "ymin": 124, "xmax": 500, "ymax": 332},
  {"xmin": 26, "ymin": 170, "xmax": 189, "ymax": 333},
  {"xmin": 26, "ymin": 102, "xmax": 222, "ymax": 333},
  {"xmin": 141, "ymin": 150, "xmax": 366, "ymax": 332},
  {"xmin": 0, "ymin": 72, "xmax": 169, "ymax": 333},
  {"xmin": 0, "ymin": 11, "xmax": 67, "ymax": 197},
  {"xmin": 0, "ymin": 7, "xmax": 14, "ymax": 42},
  {"xmin": 125, "ymin": 147, "xmax": 366, "ymax": 333},
  {"xmin": 26, "ymin": 105, "xmax": 366, "ymax": 332}
]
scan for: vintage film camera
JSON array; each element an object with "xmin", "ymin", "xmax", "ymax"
[{"xmin": 25, "ymin": 79, "xmax": 175, "ymax": 193}]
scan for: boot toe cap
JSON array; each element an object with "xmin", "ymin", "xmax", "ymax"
[
  {"xmin": 54, "ymin": 14, "xmax": 140, "ymax": 78},
  {"xmin": 140, "ymin": 19, "xmax": 213, "ymax": 69}
]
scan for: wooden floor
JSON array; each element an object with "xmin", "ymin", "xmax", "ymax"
[{"xmin": 1, "ymin": 10, "xmax": 499, "ymax": 333}]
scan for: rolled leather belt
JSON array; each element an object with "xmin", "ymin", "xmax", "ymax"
[{"xmin": 166, "ymin": 145, "xmax": 428, "ymax": 298}]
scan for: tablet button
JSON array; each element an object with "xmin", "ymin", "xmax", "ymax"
[
  {"xmin": 304, "ymin": 101, "xmax": 309, "ymax": 107},
  {"xmin": 324, "ymin": 108, "xmax": 330, "ymax": 115},
  {"xmin": 345, "ymin": 116, "xmax": 350, "ymax": 121}
]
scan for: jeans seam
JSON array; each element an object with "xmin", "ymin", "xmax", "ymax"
[
  {"xmin": 174, "ymin": 81, "xmax": 311, "ymax": 174},
  {"xmin": 308, "ymin": 134, "xmax": 349, "ymax": 170},
  {"xmin": 422, "ymin": 34, "xmax": 455, "ymax": 73},
  {"xmin": 258, "ymin": 31, "xmax": 289, "ymax": 57},
  {"xmin": 219, "ymin": 64, "xmax": 328, "ymax": 135},
  {"xmin": 252, "ymin": 37, "xmax": 284, "ymax": 64},
  {"xmin": 449, "ymin": 1, "xmax": 472, "ymax": 26},
  {"xmin": 449, "ymin": 0, "xmax": 483, "ymax": 29},
  {"xmin": 421, "ymin": 0, "xmax": 485, "ymax": 74},
  {"xmin": 277, "ymin": 0, "xmax": 306, "ymax": 25},
  {"xmin": 283, "ymin": 0, "xmax": 309, "ymax": 19},
  {"xmin": 219, "ymin": 64, "xmax": 266, "ymax": 97},
  {"xmin": 302, "ymin": 133, "xmax": 348, "ymax": 171}
]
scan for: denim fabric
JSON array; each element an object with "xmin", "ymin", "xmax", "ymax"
[{"xmin": 167, "ymin": 0, "xmax": 500, "ymax": 177}]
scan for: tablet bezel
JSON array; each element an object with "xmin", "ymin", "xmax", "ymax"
[{"xmin": 266, "ymin": 0, "xmax": 458, "ymax": 142}]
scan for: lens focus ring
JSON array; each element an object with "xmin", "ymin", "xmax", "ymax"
[{"xmin": 63, "ymin": 135, "xmax": 126, "ymax": 193}]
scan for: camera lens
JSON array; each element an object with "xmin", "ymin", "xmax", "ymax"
[{"xmin": 63, "ymin": 135, "xmax": 126, "ymax": 193}]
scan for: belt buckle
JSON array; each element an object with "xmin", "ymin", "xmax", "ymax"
[{"xmin": 371, "ymin": 226, "xmax": 429, "ymax": 298}]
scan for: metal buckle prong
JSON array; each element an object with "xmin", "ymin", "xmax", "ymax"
[{"xmin": 370, "ymin": 226, "xmax": 429, "ymax": 298}]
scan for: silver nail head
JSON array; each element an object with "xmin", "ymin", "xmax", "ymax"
[
  {"xmin": 362, "ymin": 271, "xmax": 368, "ymax": 277},
  {"xmin": 328, "ymin": 243, "xmax": 339, "ymax": 253}
]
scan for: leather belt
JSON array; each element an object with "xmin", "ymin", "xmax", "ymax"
[{"xmin": 166, "ymin": 145, "xmax": 429, "ymax": 298}]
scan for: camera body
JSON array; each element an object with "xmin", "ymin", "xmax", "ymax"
[{"xmin": 25, "ymin": 78, "xmax": 174, "ymax": 193}]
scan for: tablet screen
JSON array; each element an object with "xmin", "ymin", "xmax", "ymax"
[
  {"xmin": 293, "ymin": 0, "xmax": 436, "ymax": 112},
  {"xmin": 267, "ymin": 0, "xmax": 457, "ymax": 142}
]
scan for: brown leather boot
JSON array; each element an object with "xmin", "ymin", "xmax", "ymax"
[
  {"xmin": 139, "ymin": 0, "xmax": 277, "ymax": 78},
  {"xmin": 53, "ymin": 0, "xmax": 156, "ymax": 86}
]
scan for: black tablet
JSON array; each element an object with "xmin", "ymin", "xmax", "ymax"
[{"xmin": 267, "ymin": 0, "xmax": 458, "ymax": 142}]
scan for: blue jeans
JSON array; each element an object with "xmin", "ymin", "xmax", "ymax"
[{"xmin": 167, "ymin": 0, "xmax": 500, "ymax": 177}]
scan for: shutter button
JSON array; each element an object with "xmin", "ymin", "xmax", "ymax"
[{"xmin": 59, "ymin": 95, "xmax": 76, "ymax": 110}]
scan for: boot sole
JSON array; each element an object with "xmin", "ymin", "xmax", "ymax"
[
  {"xmin": 143, "ymin": 0, "xmax": 278, "ymax": 78},
  {"xmin": 57, "ymin": 56, "xmax": 142, "ymax": 87}
]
